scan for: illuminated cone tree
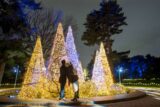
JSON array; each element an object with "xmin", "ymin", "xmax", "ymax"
[
  {"xmin": 92, "ymin": 42, "xmax": 114, "ymax": 95},
  {"xmin": 92, "ymin": 50, "xmax": 107, "ymax": 95},
  {"xmin": 18, "ymin": 36, "xmax": 46, "ymax": 99},
  {"xmin": 66, "ymin": 26, "xmax": 84, "ymax": 82},
  {"xmin": 47, "ymin": 23, "xmax": 67, "ymax": 81},
  {"xmin": 47, "ymin": 23, "xmax": 72, "ymax": 98},
  {"xmin": 99, "ymin": 43, "xmax": 114, "ymax": 89}
]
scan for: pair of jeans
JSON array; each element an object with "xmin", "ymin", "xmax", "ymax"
[
  {"xmin": 72, "ymin": 81, "xmax": 79, "ymax": 98},
  {"xmin": 59, "ymin": 82, "xmax": 66, "ymax": 99}
]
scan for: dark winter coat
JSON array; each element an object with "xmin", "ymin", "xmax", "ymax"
[
  {"xmin": 66, "ymin": 64, "xmax": 78, "ymax": 83},
  {"xmin": 59, "ymin": 65, "xmax": 67, "ymax": 84}
]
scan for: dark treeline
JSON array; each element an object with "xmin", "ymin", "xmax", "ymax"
[{"xmin": 114, "ymin": 54, "xmax": 160, "ymax": 81}]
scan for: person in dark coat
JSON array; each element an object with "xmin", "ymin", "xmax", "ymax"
[
  {"xmin": 67, "ymin": 63, "xmax": 79, "ymax": 101},
  {"xmin": 59, "ymin": 60, "xmax": 67, "ymax": 100}
]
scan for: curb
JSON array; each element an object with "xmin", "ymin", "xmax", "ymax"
[
  {"xmin": 0, "ymin": 90, "xmax": 146, "ymax": 106},
  {"xmin": 92, "ymin": 91, "xmax": 146, "ymax": 104}
]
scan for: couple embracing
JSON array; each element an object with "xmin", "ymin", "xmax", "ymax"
[{"xmin": 59, "ymin": 60, "xmax": 79, "ymax": 101}]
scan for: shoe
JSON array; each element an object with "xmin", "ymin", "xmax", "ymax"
[
  {"xmin": 59, "ymin": 97, "xmax": 66, "ymax": 101},
  {"xmin": 71, "ymin": 98, "xmax": 78, "ymax": 102}
]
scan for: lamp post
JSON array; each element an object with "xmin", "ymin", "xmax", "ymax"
[
  {"xmin": 13, "ymin": 65, "xmax": 19, "ymax": 88},
  {"xmin": 118, "ymin": 67, "xmax": 123, "ymax": 84}
]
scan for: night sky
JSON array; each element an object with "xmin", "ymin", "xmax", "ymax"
[{"xmin": 42, "ymin": 0, "xmax": 160, "ymax": 67}]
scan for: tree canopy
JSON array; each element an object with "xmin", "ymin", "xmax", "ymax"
[
  {"xmin": 82, "ymin": 0, "xmax": 127, "ymax": 47},
  {"xmin": 0, "ymin": 0, "xmax": 41, "ymax": 84}
]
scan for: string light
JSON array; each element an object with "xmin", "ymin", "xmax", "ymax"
[
  {"xmin": 18, "ymin": 24, "xmax": 125, "ymax": 99},
  {"xmin": 66, "ymin": 26, "xmax": 85, "ymax": 82},
  {"xmin": 18, "ymin": 36, "xmax": 46, "ymax": 99},
  {"xmin": 47, "ymin": 23, "xmax": 73, "ymax": 98},
  {"xmin": 47, "ymin": 23, "xmax": 67, "ymax": 81},
  {"xmin": 92, "ymin": 42, "xmax": 114, "ymax": 95},
  {"xmin": 92, "ymin": 50, "xmax": 108, "ymax": 95},
  {"xmin": 99, "ymin": 43, "xmax": 114, "ymax": 90}
]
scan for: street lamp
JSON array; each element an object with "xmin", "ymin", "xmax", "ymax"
[
  {"xmin": 13, "ymin": 65, "xmax": 19, "ymax": 88},
  {"xmin": 118, "ymin": 67, "xmax": 123, "ymax": 84}
]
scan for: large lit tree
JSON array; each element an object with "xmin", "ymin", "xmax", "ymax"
[
  {"xmin": 82, "ymin": 0, "xmax": 127, "ymax": 54},
  {"xmin": 92, "ymin": 50, "xmax": 108, "ymax": 95},
  {"xmin": 18, "ymin": 36, "xmax": 46, "ymax": 99},
  {"xmin": 92, "ymin": 42, "xmax": 114, "ymax": 95},
  {"xmin": 99, "ymin": 43, "xmax": 114, "ymax": 89},
  {"xmin": 47, "ymin": 23, "xmax": 74, "ymax": 98},
  {"xmin": 66, "ymin": 26, "xmax": 84, "ymax": 82},
  {"xmin": 47, "ymin": 23, "xmax": 67, "ymax": 81}
]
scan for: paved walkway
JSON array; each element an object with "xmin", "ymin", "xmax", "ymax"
[
  {"xmin": 103, "ymin": 96, "xmax": 160, "ymax": 107},
  {"xmin": 128, "ymin": 87, "xmax": 160, "ymax": 101}
]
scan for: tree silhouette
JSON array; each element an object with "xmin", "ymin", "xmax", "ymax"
[
  {"xmin": 82, "ymin": 0, "xmax": 127, "ymax": 54},
  {"xmin": 0, "ymin": 0, "xmax": 41, "ymax": 84}
]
